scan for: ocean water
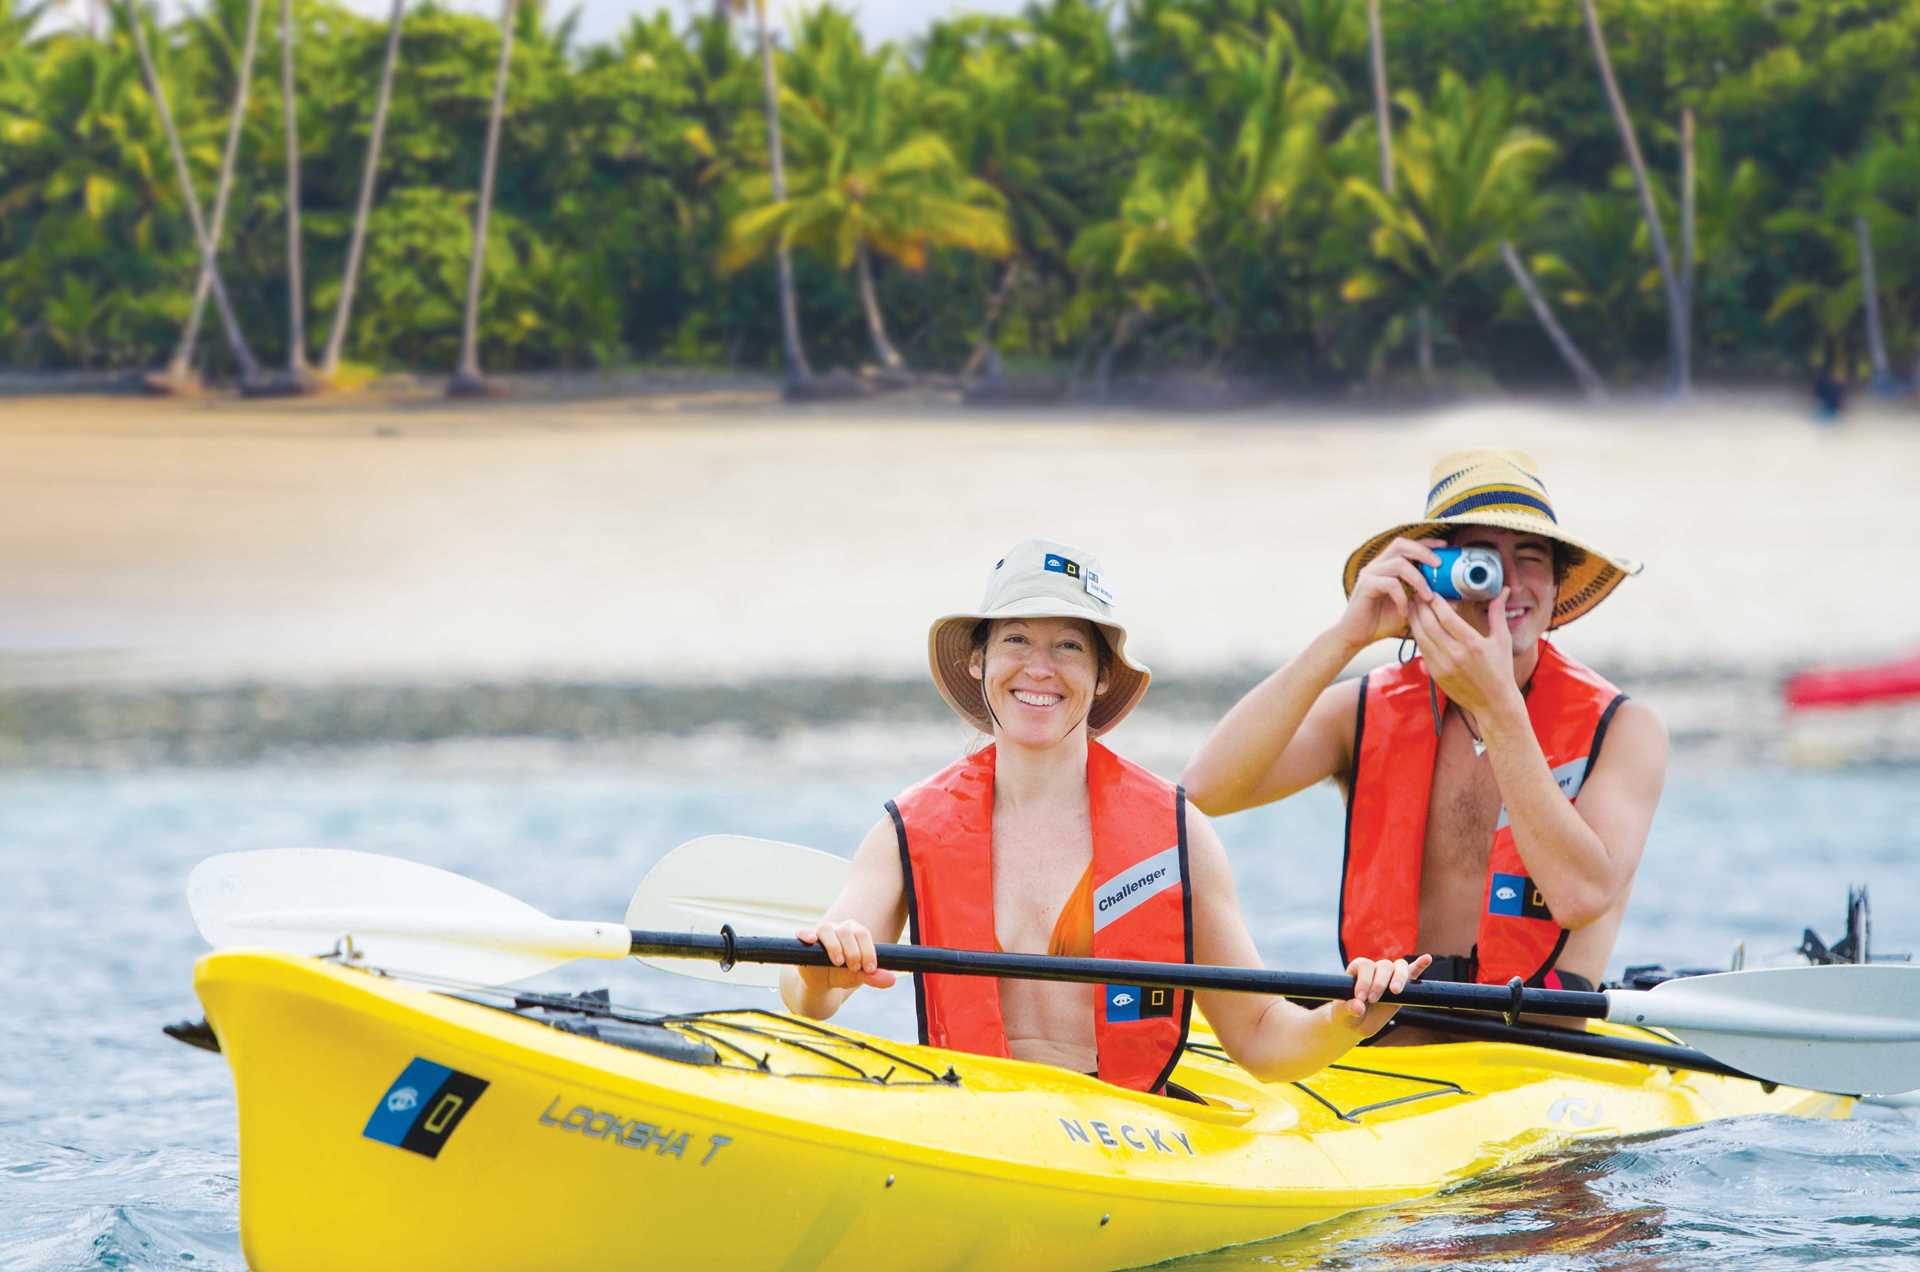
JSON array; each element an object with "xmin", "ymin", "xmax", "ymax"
[{"xmin": 2, "ymin": 746, "xmax": 1916, "ymax": 1270}]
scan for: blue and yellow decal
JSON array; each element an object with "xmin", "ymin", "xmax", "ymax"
[
  {"xmin": 364, "ymin": 1057, "xmax": 489, "ymax": 1159},
  {"xmin": 1104, "ymin": 984, "xmax": 1175, "ymax": 1022}
]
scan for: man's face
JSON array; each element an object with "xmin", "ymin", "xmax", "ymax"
[{"xmin": 1448, "ymin": 527, "xmax": 1557, "ymax": 657}]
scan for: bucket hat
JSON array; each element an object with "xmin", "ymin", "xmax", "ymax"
[{"xmin": 929, "ymin": 538, "xmax": 1149, "ymax": 736}]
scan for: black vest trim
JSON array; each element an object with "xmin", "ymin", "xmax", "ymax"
[
  {"xmin": 885, "ymin": 798, "xmax": 930, "ymax": 1047},
  {"xmin": 1336, "ymin": 674, "xmax": 1370, "ymax": 968}
]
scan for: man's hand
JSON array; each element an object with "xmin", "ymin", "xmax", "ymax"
[
  {"xmin": 1409, "ymin": 587, "xmax": 1522, "ymax": 719},
  {"xmin": 1335, "ymin": 537, "xmax": 1446, "ymax": 653},
  {"xmin": 1340, "ymin": 952, "xmax": 1435, "ymax": 1038}
]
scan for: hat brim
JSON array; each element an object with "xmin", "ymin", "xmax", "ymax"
[
  {"xmin": 928, "ymin": 601, "xmax": 1150, "ymax": 737},
  {"xmin": 1342, "ymin": 511, "xmax": 1641, "ymax": 634}
]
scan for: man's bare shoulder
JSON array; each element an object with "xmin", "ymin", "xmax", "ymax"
[
  {"xmin": 1321, "ymin": 673, "xmax": 1364, "ymax": 721},
  {"xmin": 1593, "ymin": 698, "xmax": 1669, "ymax": 788},
  {"xmin": 1605, "ymin": 698, "xmax": 1668, "ymax": 751}
]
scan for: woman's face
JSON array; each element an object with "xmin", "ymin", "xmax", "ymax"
[{"xmin": 969, "ymin": 618, "xmax": 1109, "ymax": 749}]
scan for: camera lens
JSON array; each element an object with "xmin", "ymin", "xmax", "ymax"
[{"xmin": 1466, "ymin": 562, "xmax": 1491, "ymax": 588}]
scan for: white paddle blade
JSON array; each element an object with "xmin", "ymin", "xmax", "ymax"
[
  {"xmin": 188, "ymin": 849, "xmax": 627, "ymax": 986},
  {"xmin": 1606, "ymin": 965, "xmax": 1920, "ymax": 1095},
  {"xmin": 626, "ymin": 835, "xmax": 851, "ymax": 988}
]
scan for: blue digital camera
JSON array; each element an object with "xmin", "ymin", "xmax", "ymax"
[{"xmin": 1420, "ymin": 547, "xmax": 1503, "ymax": 602}]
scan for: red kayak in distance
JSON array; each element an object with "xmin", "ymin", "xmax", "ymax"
[{"xmin": 1785, "ymin": 651, "xmax": 1920, "ymax": 709}]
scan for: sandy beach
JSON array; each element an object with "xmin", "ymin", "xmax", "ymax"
[{"xmin": 3, "ymin": 388, "xmax": 1915, "ymax": 691}]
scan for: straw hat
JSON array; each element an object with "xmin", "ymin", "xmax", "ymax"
[
  {"xmin": 928, "ymin": 538, "xmax": 1150, "ymax": 737},
  {"xmin": 1342, "ymin": 449, "xmax": 1642, "ymax": 632}
]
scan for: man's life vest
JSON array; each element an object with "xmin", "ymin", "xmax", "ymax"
[
  {"xmin": 1340, "ymin": 639, "xmax": 1627, "ymax": 987},
  {"xmin": 888, "ymin": 741, "xmax": 1193, "ymax": 1093}
]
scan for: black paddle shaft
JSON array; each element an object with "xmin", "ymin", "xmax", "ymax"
[{"xmin": 625, "ymin": 929, "xmax": 1612, "ymax": 1022}]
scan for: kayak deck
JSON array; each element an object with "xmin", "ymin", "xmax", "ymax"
[{"xmin": 195, "ymin": 950, "xmax": 1850, "ymax": 1270}]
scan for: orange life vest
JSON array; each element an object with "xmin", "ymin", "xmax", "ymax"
[
  {"xmin": 888, "ymin": 741, "xmax": 1193, "ymax": 1093},
  {"xmin": 1340, "ymin": 639, "xmax": 1627, "ymax": 987}
]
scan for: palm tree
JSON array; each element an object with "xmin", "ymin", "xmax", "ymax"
[
  {"xmin": 720, "ymin": 20, "xmax": 1012, "ymax": 373},
  {"xmin": 1215, "ymin": 18, "xmax": 1334, "ymax": 347},
  {"xmin": 1766, "ymin": 134, "xmax": 1918, "ymax": 391},
  {"xmin": 1522, "ymin": 191, "xmax": 1655, "ymax": 371},
  {"xmin": 448, "ymin": 0, "xmax": 515, "ymax": 396},
  {"xmin": 119, "ymin": 0, "xmax": 264, "ymax": 385},
  {"xmin": 1580, "ymin": 0, "xmax": 1689, "ymax": 394},
  {"xmin": 929, "ymin": 34, "xmax": 1079, "ymax": 377},
  {"xmin": 1498, "ymin": 241, "xmax": 1605, "ymax": 396},
  {"xmin": 920, "ymin": 7, "xmax": 1128, "ymax": 378},
  {"xmin": 1067, "ymin": 152, "xmax": 1219, "ymax": 392},
  {"xmin": 732, "ymin": 0, "xmax": 813, "ymax": 389},
  {"xmin": 320, "ymin": 0, "xmax": 406, "ymax": 378},
  {"xmin": 277, "ymin": 0, "xmax": 313, "ymax": 387},
  {"xmin": 1362, "ymin": 0, "xmax": 1438, "ymax": 374},
  {"xmin": 1340, "ymin": 72, "xmax": 1563, "ymax": 381},
  {"xmin": 1366, "ymin": 0, "xmax": 1391, "ymax": 197},
  {"xmin": 160, "ymin": 0, "xmax": 265, "ymax": 391},
  {"xmin": 1680, "ymin": 107, "xmax": 1695, "ymax": 339}
]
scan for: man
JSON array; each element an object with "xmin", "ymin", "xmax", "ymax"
[{"xmin": 1182, "ymin": 449, "xmax": 1666, "ymax": 1025}]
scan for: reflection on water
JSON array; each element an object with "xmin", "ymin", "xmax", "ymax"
[
  {"xmin": 1175, "ymin": 1147, "xmax": 1671, "ymax": 1270},
  {"xmin": 1170, "ymin": 1113, "xmax": 1920, "ymax": 1270},
  {"xmin": 2, "ymin": 751, "xmax": 1915, "ymax": 1269}
]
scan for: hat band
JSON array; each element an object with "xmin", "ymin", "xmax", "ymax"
[{"xmin": 1428, "ymin": 487, "xmax": 1558, "ymax": 523}]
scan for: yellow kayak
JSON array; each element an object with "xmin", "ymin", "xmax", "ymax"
[{"xmin": 192, "ymin": 949, "xmax": 1849, "ymax": 1270}]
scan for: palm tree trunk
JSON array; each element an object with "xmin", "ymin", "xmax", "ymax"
[
  {"xmin": 854, "ymin": 242, "xmax": 905, "ymax": 371},
  {"xmin": 1581, "ymin": 0, "xmax": 1689, "ymax": 395},
  {"xmin": 1093, "ymin": 306, "xmax": 1147, "ymax": 400},
  {"xmin": 322, "ymin": 0, "xmax": 406, "ymax": 376},
  {"xmin": 753, "ymin": 0, "xmax": 813, "ymax": 388},
  {"xmin": 1367, "ymin": 0, "xmax": 1431, "ymax": 380},
  {"xmin": 450, "ymin": 0, "xmax": 515, "ymax": 395},
  {"xmin": 1680, "ymin": 106, "xmax": 1695, "ymax": 321},
  {"xmin": 163, "ymin": 0, "xmax": 265, "ymax": 386},
  {"xmin": 1501, "ymin": 240, "xmax": 1606, "ymax": 398},
  {"xmin": 962, "ymin": 259, "xmax": 1020, "ymax": 377},
  {"xmin": 1367, "ymin": 0, "xmax": 1393, "ymax": 196},
  {"xmin": 124, "ymin": 0, "xmax": 263, "ymax": 384},
  {"xmin": 279, "ymin": 0, "xmax": 311, "ymax": 384},
  {"xmin": 1856, "ymin": 215, "xmax": 1892, "ymax": 387}
]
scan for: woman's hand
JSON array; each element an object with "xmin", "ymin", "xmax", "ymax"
[
  {"xmin": 1337, "ymin": 953, "xmax": 1434, "ymax": 1037},
  {"xmin": 795, "ymin": 919, "xmax": 898, "ymax": 992},
  {"xmin": 1334, "ymin": 538, "xmax": 1445, "ymax": 653}
]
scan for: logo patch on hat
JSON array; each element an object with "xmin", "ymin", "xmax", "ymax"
[
  {"xmin": 1044, "ymin": 554, "xmax": 1081, "ymax": 579},
  {"xmin": 1084, "ymin": 569, "xmax": 1115, "ymax": 605}
]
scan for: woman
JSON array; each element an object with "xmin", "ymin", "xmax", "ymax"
[{"xmin": 780, "ymin": 538, "xmax": 1429, "ymax": 1092}]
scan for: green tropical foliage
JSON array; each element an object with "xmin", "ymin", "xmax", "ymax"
[
  {"xmin": 718, "ymin": 11, "xmax": 1011, "ymax": 369},
  {"xmin": 1341, "ymin": 71, "xmax": 1554, "ymax": 372},
  {"xmin": 1, "ymin": 0, "xmax": 1917, "ymax": 391}
]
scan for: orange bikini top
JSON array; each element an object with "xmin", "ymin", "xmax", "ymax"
[{"xmin": 993, "ymin": 860, "xmax": 1095, "ymax": 959}]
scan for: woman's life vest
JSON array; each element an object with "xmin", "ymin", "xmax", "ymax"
[
  {"xmin": 887, "ymin": 741, "xmax": 1193, "ymax": 1093},
  {"xmin": 1340, "ymin": 639, "xmax": 1626, "ymax": 987}
]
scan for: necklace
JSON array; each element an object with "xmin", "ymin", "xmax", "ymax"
[{"xmin": 1457, "ymin": 706, "xmax": 1488, "ymax": 758}]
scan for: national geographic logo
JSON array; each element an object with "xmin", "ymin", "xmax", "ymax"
[
  {"xmin": 1488, "ymin": 872, "xmax": 1554, "ymax": 921},
  {"xmin": 363, "ymin": 1058, "xmax": 489, "ymax": 1159},
  {"xmin": 1104, "ymin": 984, "xmax": 1175, "ymax": 1022}
]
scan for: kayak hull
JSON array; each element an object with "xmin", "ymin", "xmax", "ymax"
[
  {"xmin": 1786, "ymin": 651, "xmax": 1920, "ymax": 709},
  {"xmin": 195, "ymin": 950, "xmax": 1849, "ymax": 1270}
]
